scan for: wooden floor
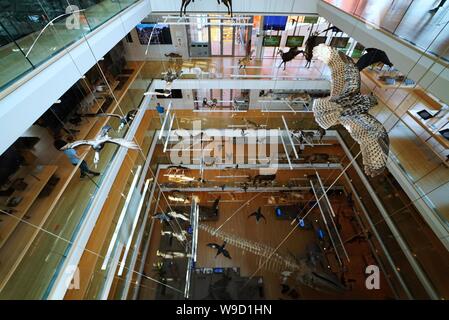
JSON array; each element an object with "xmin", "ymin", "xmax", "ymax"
[
  {"xmin": 0, "ymin": 62, "xmax": 145, "ymax": 299},
  {"xmin": 137, "ymin": 187, "xmax": 393, "ymax": 300}
]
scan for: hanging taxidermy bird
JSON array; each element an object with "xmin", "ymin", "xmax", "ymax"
[
  {"xmin": 312, "ymin": 44, "xmax": 389, "ymax": 177},
  {"xmin": 96, "ymin": 109, "xmax": 137, "ymax": 132},
  {"xmin": 207, "ymin": 241, "xmax": 232, "ymax": 259},
  {"xmin": 60, "ymin": 125, "xmax": 139, "ymax": 166},
  {"xmin": 248, "ymin": 207, "xmax": 266, "ymax": 224},
  {"xmin": 355, "ymin": 48, "xmax": 393, "ymax": 71}
]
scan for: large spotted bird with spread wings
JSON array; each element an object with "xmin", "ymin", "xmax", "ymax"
[{"xmin": 312, "ymin": 44, "xmax": 389, "ymax": 177}]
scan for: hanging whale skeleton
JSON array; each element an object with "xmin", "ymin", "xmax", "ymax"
[{"xmin": 199, "ymin": 224, "xmax": 348, "ymax": 293}]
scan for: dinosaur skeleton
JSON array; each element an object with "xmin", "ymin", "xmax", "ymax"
[
  {"xmin": 199, "ymin": 224, "xmax": 348, "ymax": 293},
  {"xmin": 312, "ymin": 44, "xmax": 389, "ymax": 177}
]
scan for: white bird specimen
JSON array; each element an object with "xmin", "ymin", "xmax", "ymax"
[
  {"xmin": 96, "ymin": 109, "xmax": 137, "ymax": 132},
  {"xmin": 60, "ymin": 125, "xmax": 139, "ymax": 167}
]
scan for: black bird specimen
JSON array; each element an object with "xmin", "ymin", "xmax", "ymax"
[
  {"xmin": 277, "ymin": 47, "xmax": 302, "ymax": 70},
  {"xmin": 248, "ymin": 207, "xmax": 266, "ymax": 223},
  {"xmin": 207, "ymin": 241, "xmax": 232, "ymax": 259},
  {"xmin": 320, "ymin": 26, "xmax": 343, "ymax": 34},
  {"xmin": 355, "ymin": 48, "xmax": 393, "ymax": 71}
]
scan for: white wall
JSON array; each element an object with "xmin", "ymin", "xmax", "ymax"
[
  {"xmin": 124, "ymin": 24, "xmax": 190, "ymax": 60},
  {"xmin": 0, "ymin": 0, "xmax": 152, "ymax": 156}
]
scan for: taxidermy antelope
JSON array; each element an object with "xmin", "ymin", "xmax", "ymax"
[{"xmin": 277, "ymin": 47, "xmax": 302, "ymax": 70}]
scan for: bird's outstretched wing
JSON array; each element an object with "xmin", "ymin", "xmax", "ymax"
[
  {"xmin": 106, "ymin": 138, "xmax": 139, "ymax": 149},
  {"xmin": 97, "ymin": 125, "xmax": 113, "ymax": 138},
  {"xmin": 248, "ymin": 212, "xmax": 257, "ymax": 219},
  {"xmin": 222, "ymin": 249, "xmax": 232, "ymax": 259},
  {"xmin": 356, "ymin": 48, "xmax": 393, "ymax": 71},
  {"xmin": 96, "ymin": 113, "xmax": 122, "ymax": 119},
  {"xmin": 207, "ymin": 243, "xmax": 220, "ymax": 250},
  {"xmin": 313, "ymin": 44, "xmax": 359, "ymax": 99},
  {"xmin": 260, "ymin": 213, "xmax": 267, "ymax": 223},
  {"xmin": 61, "ymin": 140, "xmax": 93, "ymax": 150},
  {"xmin": 340, "ymin": 113, "xmax": 389, "ymax": 177}
]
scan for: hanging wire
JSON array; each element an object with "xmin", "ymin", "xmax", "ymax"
[
  {"xmin": 0, "ymin": 209, "xmax": 183, "ymax": 295},
  {"xmin": 242, "ymin": 11, "xmax": 449, "ymax": 287}
]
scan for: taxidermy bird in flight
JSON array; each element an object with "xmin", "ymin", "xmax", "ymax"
[
  {"xmin": 248, "ymin": 207, "xmax": 266, "ymax": 223},
  {"xmin": 355, "ymin": 48, "xmax": 393, "ymax": 71},
  {"xmin": 60, "ymin": 125, "xmax": 139, "ymax": 167},
  {"xmin": 96, "ymin": 109, "xmax": 137, "ymax": 132},
  {"xmin": 207, "ymin": 241, "xmax": 232, "ymax": 259},
  {"xmin": 312, "ymin": 44, "xmax": 389, "ymax": 177}
]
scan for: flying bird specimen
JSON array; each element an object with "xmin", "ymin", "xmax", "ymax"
[
  {"xmin": 165, "ymin": 52, "xmax": 182, "ymax": 58},
  {"xmin": 355, "ymin": 48, "xmax": 393, "ymax": 71},
  {"xmin": 320, "ymin": 26, "xmax": 343, "ymax": 34},
  {"xmin": 207, "ymin": 241, "xmax": 232, "ymax": 259},
  {"xmin": 312, "ymin": 44, "xmax": 389, "ymax": 177},
  {"xmin": 96, "ymin": 109, "xmax": 137, "ymax": 132},
  {"xmin": 248, "ymin": 207, "xmax": 266, "ymax": 223},
  {"xmin": 143, "ymin": 90, "xmax": 172, "ymax": 97},
  {"xmin": 59, "ymin": 125, "xmax": 139, "ymax": 166}
]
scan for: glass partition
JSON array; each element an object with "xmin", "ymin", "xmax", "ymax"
[{"xmin": 0, "ymin": 0, "xmax": 139, "ymax": 91}]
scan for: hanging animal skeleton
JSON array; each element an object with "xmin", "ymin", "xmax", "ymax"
[
  {"xmin": 60, "ymin": 125, "xmax": 139, "ymax": 167},
  {"xmin": 199, "ymin": 224, "xmax": 348, "ymax": 293},
  {"xmin": 96, "ymin": 109, "xmax": 137, "ymax": 132},
  {"xmin": 312, "ymin": 44, "xmax": 389, "ymax": 177},
  {"xmin": 180, "ymin": 0, "xmax": 233, "ymax": 16},
  {"xmin": 277, "ymin": 47, "xmax": 302, "ymax": 70}
]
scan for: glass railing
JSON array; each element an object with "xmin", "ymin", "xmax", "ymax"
[
  {"xmin": 337, "ymin": 127, "xmax": 449, "ymax": 300},
  {"xmin": 322, "ymin": 0, "xmax": 449, "ymax": 62},
  {"xmin": 0, "ymin": 0, "xmax": 139, "ymax": 92},
  {"xmin": 0, "ymin": 68, "xmax": 150, "ymax": 299},
  {"xmin": 82, "ymin": 130, "xmax": 156, "ymax": 300}
]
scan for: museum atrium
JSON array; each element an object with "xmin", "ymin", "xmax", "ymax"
[{"xmin": 0, "ymin": 0, "xmax": 448, "ymax": 301}]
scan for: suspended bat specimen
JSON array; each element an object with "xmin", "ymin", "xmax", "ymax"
[
  {"xmin": 312, "ymin": 44, "xmax": 389, "ymax": 177},
  {"xmin": 96, "ymin": 109, "xmax": 137, "ymax": 132},
  {"xmin": 60, "ymin": 125, "xmax": 139, "ymax": 166}
]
